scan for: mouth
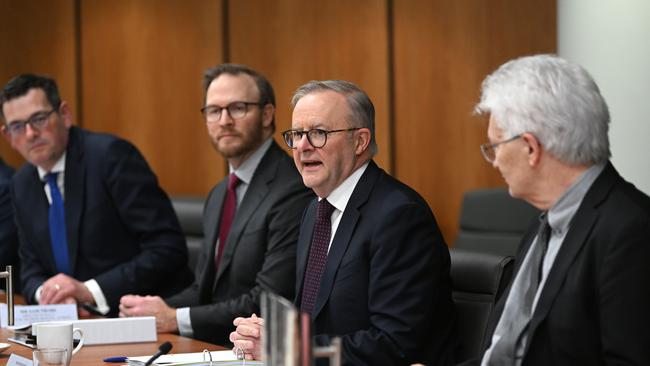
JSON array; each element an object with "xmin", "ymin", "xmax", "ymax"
[{"xmin": 301, "ymin": 159, "xmax": 322, "ymax": 169}]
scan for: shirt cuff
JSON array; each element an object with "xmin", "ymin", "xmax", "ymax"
[
  {"xmin": 35, "ymin": 285, "xmax": 43, "ymax": 303},
  {"xmin": 83, "ymin": 279, "xmax": 110, "ymax": 315},
  {"xmin": 176, "ymin": 307, "xmax": 193, "ymax": 337}
]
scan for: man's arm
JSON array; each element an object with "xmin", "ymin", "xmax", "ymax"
[{"xmin": 91, "ymin": 139, "xmax": 191, "ymax": 308}]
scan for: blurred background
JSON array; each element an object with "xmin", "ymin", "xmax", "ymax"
[{"xmin": 1, "ymin": 0, "xmax": 646, "ymax": 245}]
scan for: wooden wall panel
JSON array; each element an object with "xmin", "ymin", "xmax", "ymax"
[
  {"xmin": 80, "ymin": 0, "xmax": 225, "ymax": 195},
  {"xmin": 0, "ymin": 0, "xmax": 77, "ymax": 168},
  {"xmin": 227, "ymin": 0, "xmax": 392, "ymax": 171},
  {"xmin": 393, "ymin": 0, "xmax": 556, "ymax": 244}
]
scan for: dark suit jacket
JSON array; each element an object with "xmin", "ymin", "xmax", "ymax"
[
  {"xmin": 166, "ymin": 141, "xmax": 313, "ymax": 346},
  {"xmin": 0, "ymin": 158, "xmax": 19, "ymax": 292},
  {"xmin": 12, "ymin": 127, "xmax": 193, "ymax": 315},
  {"xmin": 462, "ymin": 162, "xmax": 650, "ymax": 365},
  {"xmin": 295, "ymin": 161, "xmax": 457, "ymax": 366}
]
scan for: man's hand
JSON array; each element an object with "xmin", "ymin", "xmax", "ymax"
[
  {"xmin": 40, "ymin": 274, "xmax": 93, "ymax": 305},
  {"xmin": 230, "ymin": 314, "xmax": 264, "ymax": 360},
  {"xmin": 119, "ymin": 295, "xmax": 178, "ymax": 333}
]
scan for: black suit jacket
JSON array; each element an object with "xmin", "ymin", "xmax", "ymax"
[
  {"xmin": 295, "ymin": 161, "xmax": 458, "ymax": 366},
  {"xmin": 166, "ymin": 141, "xmax": 313, "ymax": 346},
  {"xmin": 12, "ymin": 127, "xmax": 193, "ymax": 314},
  {"xmin": 463, "ymin": 162, "xmax": 650, "ymax": 365},
  {"xmin": 0, "ymin": 157, "xmax": 19, "ymax": 291}
]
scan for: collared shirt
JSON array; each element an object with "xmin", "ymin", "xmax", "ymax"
[
  {"xmin": 34, "ymin": 152, "xmax": 110, "ymax": 315},
  {"xmin": 320, "ymin": 162, "xmax": 369, "ymax": 252},
  {"xmin": 177, "ymin": 138, "xmax": 273, "ymax": 337},
  {"xmin": 482, "ymin": 162, "xmax": 605, "ymax": 366}
]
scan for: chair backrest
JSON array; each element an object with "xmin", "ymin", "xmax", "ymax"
[
  {"xmin": 451, "ymin": 248, "xmax": 514, "ymax": 362},
  {"xmin": 171, "ymin": 196, "xmax": 205, "ymax": 270},
  {"xmin": 454, "ymin": 188, "xmax": 539, "ymax": 256}
]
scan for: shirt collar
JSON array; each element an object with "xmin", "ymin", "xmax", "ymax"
[
  {"xmin": 547, "ymin": 162, "xmax": 606, "ymax": 234},
  {"xmin": 229, "ymin": 138, "xmax": 273, "ymax": 185},
  {"xmin": 38, "ymin": 152, "xmax": 67, "ymax": 182},
  {"xmin": 320, "ymin": 161, "xmax": 370, "ymax": 213}
]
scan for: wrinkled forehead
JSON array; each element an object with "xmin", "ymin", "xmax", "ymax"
[
  {"xmin": 2, "ymin": 88, "xmax": 51, "ymax": 123},
  {"xmin": 291, "ymin": 91, "xmax": 350, "ymax": 130}
]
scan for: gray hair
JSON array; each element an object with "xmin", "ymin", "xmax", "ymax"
[
  {"xmin": 291, "ymin": 80, "xmax": 377, "ymax": 156},
  {"xmin": 475, "ymin": 54, "xmax": 610, "ymax": 165}
]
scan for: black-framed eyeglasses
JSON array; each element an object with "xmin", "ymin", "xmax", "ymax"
[
  {"xmin": 480, "ymin": 134, "xmax": 522, "ymax": 163},
  {"xmin": 3, "ymin": 109, "xmax": 57, "ymax": 137},
  {"xmin": 281, "ymin": 128, "xmax": 360, "ymax": 149},
  {"xmin": 200, "ymin": 101, "xmax": 263, "ymax": 122}
]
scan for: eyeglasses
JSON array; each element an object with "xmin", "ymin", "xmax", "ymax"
[
  {"xmin": 480, "ymin": 134, "xmax": 522, "ymax": 163},
  {"xmin": 281, "ymin": 128, "xmax": 360, "ymax": 149},
  {"xmin": 3, "ymin": 109, "xmax": 57, "ymax": 137},
  {"xmin": 200, "ymin": 101, "xmax": 262, "ymax": 123}
]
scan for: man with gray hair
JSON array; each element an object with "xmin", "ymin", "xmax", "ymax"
[
  {"xmin": 464, "ymin": 54, "xmax": 650, "ymax": 365},
  {"xmin": 231, "ymin": 80, "xmax": 457, "ymax": 365}
]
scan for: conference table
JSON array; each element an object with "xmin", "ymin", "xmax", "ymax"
[{"xmin": 0, "ymin": 294, "xmax": 227, "ymax": 365}]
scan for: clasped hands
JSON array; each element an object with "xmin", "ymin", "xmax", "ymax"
[
  {"xmin": 118, "ymin": 295, "xmax": 178, "ymax": 333},
  {"xmin": 230, "ymin": 314, "xmax": 264, "ymax": 361}
]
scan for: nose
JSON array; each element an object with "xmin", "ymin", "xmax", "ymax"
[
  {"xmin": 25, "ymin": 123, "xmax": 39, "ymax": 139},
  {"xmin": 295, "ymin": 133, "xmax": 313, "ymax": 152},
  {"xmin": 217, "ymin": 109, "xmax": 234, "ymax": 127}
]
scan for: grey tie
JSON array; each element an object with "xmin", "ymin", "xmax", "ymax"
[{"xmin": 488, "ymin": 212, "xmax": 551, "ymax": 365}]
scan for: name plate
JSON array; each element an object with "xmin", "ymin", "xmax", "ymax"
[
  {"xmin": 1, "ymin": 303, "xmax": 77, "ymax": 328},
  {"xmin": 7, "ymin": 353, "xmax": 33, "ymax": 366}
]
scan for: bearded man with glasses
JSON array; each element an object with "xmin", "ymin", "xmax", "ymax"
[
  {"xmin": 119, "ymin": 64, "xmax": 312, "ymax": 346},
  {"xmin": 0, "ymin": 73, "xmax": 193, "ymax": 316}
]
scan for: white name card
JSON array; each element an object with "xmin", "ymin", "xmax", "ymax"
[
  {"xmin": 7, "ymin": 353, "xmax": 33, "ymax": 366},
  {"xmin": 1, "ymin": 303, "xmax": 78, "ymax": 328}
]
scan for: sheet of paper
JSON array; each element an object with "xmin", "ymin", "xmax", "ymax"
[
  {"xmin": 1, "ymin": 303, "xmax": 78, "ymax": 328},
  {"xmin": 6, "ymin": 353, "xmax": 33, "ymax": 366},
  {"xmin": 126, "ymin": 350, "xmax": 262, "ymax": 365}
]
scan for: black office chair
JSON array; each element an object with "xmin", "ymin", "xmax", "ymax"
[
  {"xmin": 451, "ymin": 248, "xmax": 514, "ymax": 362},
  {"xmin": 454, "ymin": 188, "xmax": 539, "ymax": 256},
  {"xmin": 171, "ymin": 196, "xmax": 205, "ymax": 269}
]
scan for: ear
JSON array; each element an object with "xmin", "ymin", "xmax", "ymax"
[
  {"xmin": 521, "ymin": 132, "xmax": 542, "ymax": 167},
  {"xmin": 354, "ymin": 128, "xmax": 371, "ymax": 155},
  {"xmin": 58, "ymin": 101, "xmax": 74, "ymax": 128},
  {"xmin": 261, "ymin": 104, "xmax": 275, "ymax": 128}
]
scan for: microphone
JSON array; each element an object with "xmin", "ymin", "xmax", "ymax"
[{"xmin": 144, "ymin": 341, "xmax": 173, "ymax": 366}]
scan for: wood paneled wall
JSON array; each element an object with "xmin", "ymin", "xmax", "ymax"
[{"xmin": 0, "ymin": 0, "xmax": 555, "ymax": 244}]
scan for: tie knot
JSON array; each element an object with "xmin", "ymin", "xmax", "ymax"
[
  {"xmin": 46, "ymin": 172, "xmax": 59, "ymax": 185},
  {"xmin": 317, "ymin": 199, "xmax": 335, "ymax": 220},
  {"xmin": 228, "ymin": 173, "xmax": 240, "ymax": 190}
]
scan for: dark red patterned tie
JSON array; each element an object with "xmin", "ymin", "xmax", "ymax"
[
  {"xmin": 300, "ymin": 199, "xmax": 336, "ymax": 314},
  {"xmin": 215, "ymin": 173, "xmax": 240, "ymax": 269}
]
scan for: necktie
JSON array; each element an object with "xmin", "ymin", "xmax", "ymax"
[
  {"xmin": 215, "ymin": 173, "xmax": 240, "ymax": 269},
  {"xmin": 488, "ymin": 212, "xmax": 551, "ymax": 365},
  {"xmin": 46, "ymin": 172, "xmax": 71, "ymax": 275},
  {"xmin": 300, "ymin": 199, "xmax": 336, "ymax": 315}
]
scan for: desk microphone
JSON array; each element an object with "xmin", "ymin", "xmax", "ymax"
[{"xmin": 144, "ymin": 341, "xmax": 172, "ymax": 366}]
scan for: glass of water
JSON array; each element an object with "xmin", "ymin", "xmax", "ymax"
[{"xmin": 33, "ymin": 348, "xmax": 69, "ymax": 366}]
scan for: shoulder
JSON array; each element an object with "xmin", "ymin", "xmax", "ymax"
[{"xmin": 72, "ymin": 127, "xmax": 136, "ymax": 155}]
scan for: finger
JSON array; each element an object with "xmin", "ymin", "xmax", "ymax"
[{"xmin": 236, "ymin": 324, "xmax": 261, "ymax": 338}]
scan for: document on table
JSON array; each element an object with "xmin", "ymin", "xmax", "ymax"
[
  {"xmin": 126, "ymin": 350, "xmax": 262, "ymax": 365},
  {"xmin": 1, "ymin": 303, "xmax": 78, "ymax": 328}
]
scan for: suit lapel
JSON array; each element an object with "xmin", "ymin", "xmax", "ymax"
[
  {"xmin": 198, "ymin": 180, "xmax": 226, "ymax": 299},
  {"xmin": 23, "ymin": 166, "xmax": 55, "ymax": 271},
  {"xmin": 312, "ymin": 161, "xmax": 380, "ymax": 318},
  {"xmin": 64, "ymin": 128, "xmax": 85, "ymax": 275},
  {"xmin": 524, "ymin": 163, "xmax": 617, "ymax": 353},
  {"xmin": 214, "ymin": 142, "xmax": 280, "ymax": 283}
]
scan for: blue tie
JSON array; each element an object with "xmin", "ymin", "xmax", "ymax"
[{"xmin": 46, "ymin": 172, "xmax": 71, "ymax": 275}]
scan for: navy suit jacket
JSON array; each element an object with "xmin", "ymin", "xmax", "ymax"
[
  {"xmin": 0, "ymin": 158, "xmax": 19, "ymax": 291},
  {"xmin": 166, "ymin": 141, "xmax": 313, "ymax": 345},
  {"xmin": 463, "ymin": 162, "xmax": 650, "ymax": 365},
  {"xmin": 12, "ymin": 127, "xmax": 193, "ymax": 314},
  {"xmin": 295, "ymin": 161, "xmax": 458, "ymax": 366}
]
